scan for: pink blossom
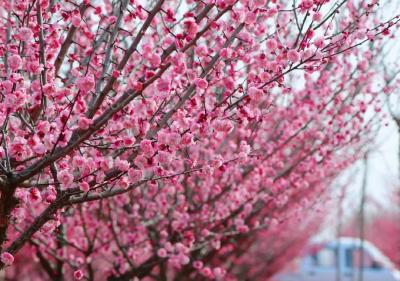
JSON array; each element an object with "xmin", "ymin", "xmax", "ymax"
[
  {"xmin": 8, "ymin": 55, "xmax": 22, "ymax": 71},
  {"xmin": 42, "ymin": 84, "xmax": 56, "ymax": 97},
  {"xmin": 140, "ymin": 139, "xmax": 154, "ymax": 156},
  {"xmin": 94, "ymin": 6, "xmax": 102, "ymax": 15},
  {"xmin": 27, "ymin": 61, "xmax": 42, "ymax": 74},
  {"xmin": 157, "ymin": 78, "xmax": 171, "ymax": 92},
  {"xmin": 45, "ymin": 194, "xmax": 56, "ymax": 203},
  {"xmin": 220, "ymin": 48, "xmax": 232, "ymax": 59},
  {"xmin": 237, "ymin": 224, "xmax": 250, "ymax": 233},
  {"xmin": 217, "ymin": 0, "xmax": 236, "ymax": 7},
  {"xmin": 79, "ymin": 181, "xmax": 90, "ymax": 192},
  {"xmin": 223, "ymin": 77, "xmax": 235, "ymax": 91},
  {"xmin": 158, "ymin": 131, "xmax": 181, "ymax": 148},
  {"xmin": 41, "ymin": 220, "xmax": 58, "ymax": 234},
  {"xmin": 194, "ymin": 78, "xmax": 208, "ymax": 89},
  {"xmin": 201, "ymin": 229, "xmax": 210, "ymax": 237},
  {"xmin": 252, "ymin": 0, "xmax": 267, "ymax": 8},
  {"xmin": 181, "ymin": 134, "xmax": 194, "ymax": 145},
  {"xmin": 112, "ymin": 70, "xmax": 120, "ymax": 78},
  {"xmin": 118, "ymin": 177, "xmax": 129, "ymax": 189},
  {"xmin": 74, "ymin": 270, "xmax": 84, "ymax": 280},
  {"xmin": 157, "ymin": 150, "xmax": 172, "ymax": 165},
  {"xmin": 267, "ymin": 7, "xmax": 278, "ymax": 17},
  {"xmin": 248, "ymin": 87, "xmax": 263, "ymax": 101},
  {"xmin": 57, "ymin": 170, "xmax": 74, "ymax": 187},
  {"xmin": 148, "ymin": 53, "xmax": 161, "ymax": 67},
  {"xmin": 78, "ymin": 117, "xmax": 92, "ymax": 130},
  {"xmin": 15, "ymin": 190, "xmax": 28, "ymax": 203},
  {"xmin": 1, "ymin": 252, "xmax": 14, "ymax": 266},
  {"xmin": 178, "ymin": 254, "xmax": 190, "ymax": 265},
  {"xmin": 107, "ymin": 16, "xmax": 117, "ymax": 24},
  {"xmin": 213, "ymin": 120, "xmax": 234, "ymax": 133},
  {"xmin": 115, "ymin": 159, "xmax": 130, "ymax": 172},
  {"xmin": 287, "ymin": 49, "xmax": 300, "ymax": 62},
  {"xmin": 211, "ymin": 239, "xmax": 221, "ymax": 250},
  {"xmin": 183, "ymin": 17, "xmax": 199, "ymax": 36},
  {"xmin": 354, "ymin": 29, "xmax": 367, "ymax": 40},
  {"xmin": 157, "ymin": 248, "xmax": 168, "ymax": 258},
  {"xmin": 128, "ymin": 77, "xmax": 143, "ymax": 91},
  {"xmin": 128, "ymin": 169, "xmax": 143, "ymax": 182},
  {"xmin": 193, "ymin": 260, "xmax": 203, "ymax": 269},
  {"xmin": 9, "ymin": 137, "xmax": 26, "ymax": 158},
  {"xmin": 301, "ymin": 0, "xmax": 314, "ymax": 10},
  {"xmin": 5, "ymin": 90, "xmax": 26, "ymax": 110},
  {"xmin": 164, "ymin": 8, "xmax": 176, "ymax": 22},
  {"xmin": 76, "ymin": 76, "xmax": 95, "ymax": 93},
  {"xmin": 266, "ymin": 38, "xmax": 278, "ymax": 51},
  {"xmin": 12, "ymin": 207, "xmax": 25, "ymax": 222},
  {"xmin": 245, "ymin": 11, "xmax": 257, "ymax": 25},
  {"xmin": 71, "ymin": 15, "xmax": 81, "ymax": 27},
  {"xmin": 29, "ymin": 188, "xmax": 42, "ymax": 203},
  {"xmin": 18, "ymin": 27, "xmax": 33, "ymax": 41},
  {"xmin": 313, "ymin": 37, "xmax": 325, "ymax": 48},
  {"xmin": 213, "ymin": 267, "xmax": 225, "ymax": 280},
  {"xmin": 134, "ymin": 155, "xmax": 148, "ymax": 169},
  {"xmin": 201, "ymin": 267, "xmax": 213, "ymax": 278},
  {"xmin": 1, "ymin": 80, "xmax": 13, "ymax": 92},
  {"xmin": 195, "ymin": 45, "xmax": 208, "ymax": 57},
  {"xmin": 313, "ymin": 12, "xmax": 322, "ymax": 22}
]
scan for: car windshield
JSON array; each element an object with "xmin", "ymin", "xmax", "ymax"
[
  {"xmin": 344, "ymin": 247, "xmax": 380, "ymax": 268},
  {"xmin": 331, "ymin": 238, "xmax": 396, "ymax": 270},
  {"xmin": 362, "ymin": 241, "xmax": 396, "ymax": 270}
]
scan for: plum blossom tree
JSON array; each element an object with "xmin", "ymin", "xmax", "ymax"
[{"xmin": 0, "ymin": 0, "xmax": 399, "ymax": 280}]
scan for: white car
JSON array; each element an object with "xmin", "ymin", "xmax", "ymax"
[{"xmin": 275, "ymin": 237, "xmax": 400, "ymax": 281}]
